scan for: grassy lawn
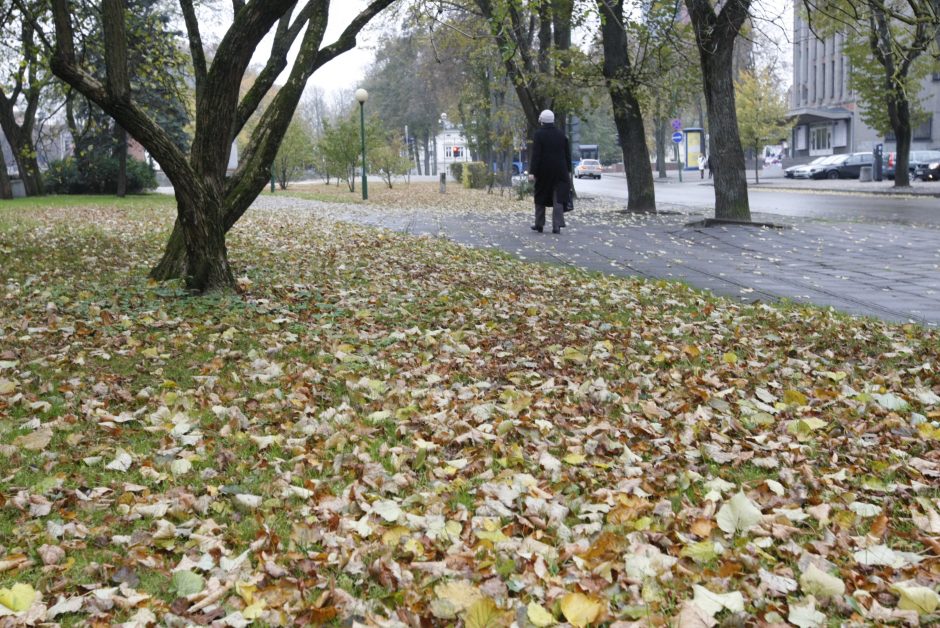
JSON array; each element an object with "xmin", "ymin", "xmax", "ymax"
[
  {"xmin": 273, "ymin": 178, "xmax": 530, "ymax": 211},
  {"xmin": 0, "ymin": 193, "xmax": 938, "ymax": 625}
]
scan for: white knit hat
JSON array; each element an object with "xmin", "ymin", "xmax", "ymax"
[{"xmin": 538, "ymin": 109, "xmax": 555, "ymax": 124}]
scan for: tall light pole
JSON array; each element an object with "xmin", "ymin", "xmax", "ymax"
[{"xmin": 355, "ymin": 88, "xmax": 369, "ymax": 200}]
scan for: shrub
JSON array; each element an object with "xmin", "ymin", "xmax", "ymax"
[
  {"xmin": 449, "ymin": 162, "xmax": 464, "ymax": 182},
  {"xmin": 462, "ymin": 161, "xmax": 488, "ymax": 189},
  {"xmin": 46, "ymin": 156, "xmax": 157, "ymax": 195}
]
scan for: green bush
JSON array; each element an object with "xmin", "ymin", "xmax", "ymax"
[
  {"xmin": 462, "ymin": 161, "xmax": 488, "ymax": 189},
  {"xmin": 449, "ymin": 162, "xmax": 464, "ymax": 182},
  {"xmin": 46, "ymin": 156, "xmax": 157, "ymax": 195}
]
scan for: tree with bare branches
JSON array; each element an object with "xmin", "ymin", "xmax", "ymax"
[
  {"xmin": 37, "ymin": 0, "xmax": 396, "ymax": 293},
  {"xmin": 803, "ymin": 0, "xmax": 940, "ymax": 187}
]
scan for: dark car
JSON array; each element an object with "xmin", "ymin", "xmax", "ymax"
[
  {"xmin": 885, "ymin": 150, "xmax": 940, "ymax": 180},
  {"xmin": 915, "ymin": 155, "xmax": 940, "ymax": 181},
  {"xmin": 832, "ymin": 152, "xmax": 874, "ymax": 179}
]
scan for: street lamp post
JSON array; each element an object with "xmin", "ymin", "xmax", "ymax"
[{"xmin": 355, "ymin": 88, "xmax": 369, "ymax": 200}]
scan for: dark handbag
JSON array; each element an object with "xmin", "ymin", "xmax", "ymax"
[{"xmin": 564, "ymin": 186, "xmax": 574, "ymax": 213}]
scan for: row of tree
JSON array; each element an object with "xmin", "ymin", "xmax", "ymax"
[{"xmin": 2, "ymin": 0, "xmax": 938, "ymax": 293}]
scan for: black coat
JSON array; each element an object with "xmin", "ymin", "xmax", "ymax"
[{"xmin": 530, "ymin": 123, "xmax": 571, "ymax": 207}]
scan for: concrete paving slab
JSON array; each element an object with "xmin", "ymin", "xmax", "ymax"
[{"xmin": 251, "ymin": 195, "xmax": 940, "ymax": 327}]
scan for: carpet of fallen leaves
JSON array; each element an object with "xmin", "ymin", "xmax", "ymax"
[
  {"xmin": 1, "ymin": 195, "xmax": 939, "ymax": 627},
  {"xmin": 284, "ymin": 180, "xmax": 530, "ymax": 212}
]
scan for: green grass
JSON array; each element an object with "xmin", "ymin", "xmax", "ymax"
[{"xmin": 1, "ymin": 194, "xmax": 939, "ymax": 624}]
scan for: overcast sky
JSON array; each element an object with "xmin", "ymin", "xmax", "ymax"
[{"xmin": 200, "ymin": 1, "xmax": 793, "ymax": 100}]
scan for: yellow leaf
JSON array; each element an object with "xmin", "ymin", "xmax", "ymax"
[
  {"xmin": 235, "ymin": 581, "xmax": 256, "ymax": 605},
  {"xmin": 783, "ymin": 389, "xmax": 808, "ymax": 406},
  {"xmin": 891, "ymin": 582, "xmax": 939, "ymax": 614},
  {"xmin": 474, "ymin": 529, "xmax": 510, "ymax": 544},
  {"xmin": 722, "ymin": 352, "xmax": 738, "ymax": 364},
  {"xmin": 464, "ymin": 597, "xmax": 508, "ymax": 628},
  {"xmin": 0, "ymin": 583, "xmax": 37, "ymax": 613},
  {"xmin": 563, "ymin": 454, "xmax": 586, "ymax": 465},
  {"xmin": 917, "ymin": 423, "xmax": 940, "ymax": 440},
  {"xmin": 560, "ymin": 592, "xmax": 604, "ymax": 627},
  {"xmin": 381, "ymin": 526, "xmax": 410, "ymax": 546},
  {"xmin": 243, "ymin": 600, "xmax": 266, "ymax": 620},
  {"xmin": 433, "ymin": 580, "xmax": 482, "ymax": 613},
  {"xmin": 527, "ymin": 601, "xmax": 556, "ymax": 627}
]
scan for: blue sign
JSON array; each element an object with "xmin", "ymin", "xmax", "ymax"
[
  {"xmin": 671, "ymin": 131, "xmax": 683, "ymax": 144},
  {"xmin": 671, "ymin": 118, "xmax": 682, "ymax": 131}
]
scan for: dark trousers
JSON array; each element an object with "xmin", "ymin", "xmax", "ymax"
[{"xmin": 534, "ymin": 183, "xmax": 565, "ymax": 230}]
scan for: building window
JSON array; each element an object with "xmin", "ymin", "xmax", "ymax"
[
  {"xmin": 933, "ymin": 72, "xmax": 940, "ymax": 82},
  {"xmin": 886, "ymin": 116, "xmax": 933, "ymax": 141},
  {"xmin": 830, "ymin": 60, "xmax": 835, "ymax": 99},
  {"xmin": 821, "ymin": 63, "xmax": 826, "ymax": 102}
]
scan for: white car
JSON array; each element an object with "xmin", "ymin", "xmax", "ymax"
[{"xmin": 575, "ymin": 159, "xmax": 602, "ymax": 179}]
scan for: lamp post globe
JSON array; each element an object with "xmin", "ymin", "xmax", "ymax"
[{"xmin": 355, "ymin": 89, "xmax": 369, "ymax": 199}]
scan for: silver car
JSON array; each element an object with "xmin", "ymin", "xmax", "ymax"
[{"xmin": 575, "ymin": 159, "xmax": 602, "ymax": 179}]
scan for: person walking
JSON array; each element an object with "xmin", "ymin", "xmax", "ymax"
[
  {"xmin": 698, "ymin": 153, "xmax": 706, "ymax": 179},
  {"xmin": 528, "ymin": 109, "xmax": 571, "ymax": 234}
]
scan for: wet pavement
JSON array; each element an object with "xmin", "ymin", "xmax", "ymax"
[{"xmin": 251, "ymin": 193, "xmax": 940, "ymax": 326}]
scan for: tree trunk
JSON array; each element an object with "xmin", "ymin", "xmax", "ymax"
[
  {"xmin": 178, "ymin": 192, "xmax": 235, "ymax": 292},
  {"xmin": 150, "ymin": 220, "xmax": 188, "ymax": 281},
  {"xmin": 654, "ymin": 111, "xmax": 667, "ymax": 179},
  {"xmin": 686, "ymin": 0, "xmax": 752, "ymax": 221},
  {"xmin": 891, "ymin": 105, "xmax": 912, "ymax": 187},
  {"xmin": 116, "ymin": 125, "xmax": 127, "ymax": 197},
  {"xmin": 598, "ymin": 0, "xmax": 656, "ymax": 212},
  {"xmin": 423, "ymin": 133, "xmax": 430, "ymax": 176},
  {"xmin": 0, "ymin": 119, "xmax": 45, "ymax": 197},
  {"xmin": 0, "ymin": 148, "xmax": 12, "ymax": 199}
]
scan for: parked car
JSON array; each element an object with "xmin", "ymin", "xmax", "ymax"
[
  {"xmin": 885, "ymin": 150, "xmax": 940, "ymax": 180},
  {"xmin": 915, "ymin": 154, "xmax": 940, "ymax": 181},
  {"xmin": 574, "ymin": 159, "xmax": 602, "ymax": 179},
  {"xmin": 832, "ymin": 152, "xmax": 874, "ymax": 179},
  {"xmin": 787, "ymin": 154, "xmax": 844, "ymax": 179},
  {"xmin": 784, "ymin": 156, "xmax": 830, "ymax": 178}
]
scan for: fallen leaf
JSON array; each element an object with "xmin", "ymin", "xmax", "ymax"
[
  {"xmin": 560, "ymin": 592, "xmax": 604, "ymax": 627},
  {"xmin": 890, "ymin": 581, "xmax": 939, "ymax": 614},
  {"xmin": 799, "ymin": 564, "xmax": 845, "ymax": 599},
  {"xmin": 716, "ymin": 491, "xmax": 762, "ymax": 534},
  {"xmin": 0, "ymin": 583, "xmax": 37, "ymax": 612},
  {"xmin": 526, "ymin": 601, "xmax": 555, "ymax": 627}
]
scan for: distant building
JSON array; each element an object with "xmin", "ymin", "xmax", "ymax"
[{"xmin": 788, "ymin": 1, "xmax": 940, "ymax": 157}]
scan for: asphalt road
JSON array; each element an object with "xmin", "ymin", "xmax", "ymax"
[{"xmin": 576, "ymin": 174, "xmax": 940, "ymax": 227}]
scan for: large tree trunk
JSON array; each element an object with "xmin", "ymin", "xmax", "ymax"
[
  {"xmin": 686, "ymin": 0, "xmax": 752, "ymax": 221},
  {"xmin": 890, "ymin": 100, "xmax": 912, "ymax": 187},
  {"xmin": 179, "ymin": 193, "xmax": 234, "ymax": 293},
  {"xmin": 0, "ymin": 120, "xmax": 45, "ymax": 197},
  {"xmin": 0, "ymin": 148, "xmax": 12, "ymax": 199},
  {"xmin": 655, "ymin": 115, "xmax": 668, "ymax": 179},
  {"xmin": 598, "ymin": 0, "xmax": 656, "ymax": 212},
  {"xmin": 116, "ymin": 125, "xmax": 127, "ymax": 197}
]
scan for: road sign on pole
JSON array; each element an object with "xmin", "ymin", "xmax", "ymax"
[
  {"xmin": 671, "ymin": 118, "xmax": 682, "ymax": 131},
  {"xmin": 671, "ymin": 131, "xmax": 683, "ymax": 143}
]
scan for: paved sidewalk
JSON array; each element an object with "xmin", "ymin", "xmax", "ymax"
[
  {"xmin": 609, "ymin": 169, "xmax": 940, "ymax": 196},
  {"xmin": 252, "ymin": 195, "xmax": 940, "ymax": 326}
]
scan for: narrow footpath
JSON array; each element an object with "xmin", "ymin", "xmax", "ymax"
[{"xmin": 251, "ymin": 194, "xmax": 940, "ymax": 326}]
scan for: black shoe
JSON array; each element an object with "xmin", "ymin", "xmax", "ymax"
[
  {"xmin": 552, "ymin": 228, "xmax": 561, "ymax": 234},
  {"xmin": 531, "ymin": 225, "xmax": 543, "ymax": 232}
]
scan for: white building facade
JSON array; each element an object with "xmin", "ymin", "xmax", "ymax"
[{"xmin": 789, "ymin": 3, "xmax": 940, "ymax": 157}]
